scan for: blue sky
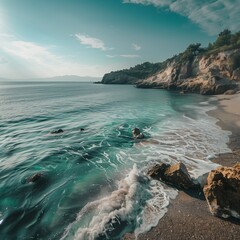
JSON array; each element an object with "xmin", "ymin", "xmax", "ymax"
[{"xmin": 0, "ymin": 0, "xmax": 239, "ymax": 79}]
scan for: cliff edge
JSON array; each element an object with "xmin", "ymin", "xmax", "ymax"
[
  {"xmin": 101, "ymin": 30, "xmax": 240, "ymax": 95},
  {"xmin": 137, "ymin": 48, "xmax": 240, "ymax": 95}
]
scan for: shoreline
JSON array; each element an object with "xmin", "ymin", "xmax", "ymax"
[{"xmin": 124, "ymin": 93, "xmax": 240, "ymax": 240}]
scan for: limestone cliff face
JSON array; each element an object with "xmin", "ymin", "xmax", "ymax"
[{"xmin": 136, "ymin": 49, "xmax": 240, "ymax": 95}]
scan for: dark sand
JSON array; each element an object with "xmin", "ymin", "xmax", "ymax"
[{"xmin": 124, "ymin": 94, "xmax": 240, "ymax": 240}]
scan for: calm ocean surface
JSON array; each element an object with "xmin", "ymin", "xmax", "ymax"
[{"xmin": 0, "ymin": 82, "xmax": 231, "ymax": 239}]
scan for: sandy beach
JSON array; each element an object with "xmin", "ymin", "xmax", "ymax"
[{"xmin": 124, "ymin": 93, "xmax": 240, "ymax": 240}]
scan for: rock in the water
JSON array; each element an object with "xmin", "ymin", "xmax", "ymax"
[
  {"xmin": 132, "ymin": 128, "xmax": 144, "ymax": 139},
  {"xmin": 147, "ymin": 162, "xmax": 194, "ymax": 189},
  {"xmin": 51, "ymin": 129, "xmax": 64, "ymax": 134},
  {"xmin": 203, "ymin": 163, "xmax": 240, "ymax": 219},
  {"xmin": 27, "ymin": 173, "xmax": 43, "ymax": 183}
]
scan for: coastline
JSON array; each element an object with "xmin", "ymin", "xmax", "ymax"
[{"xmin": 124, "ymin": 93, "xmax": 240, "ymax": 240}]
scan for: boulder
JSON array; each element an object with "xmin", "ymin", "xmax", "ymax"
[
  {"xmin": 132, "ymin": 128, "xmax": 144, "ymax": 139},
  {"xmin": 163, "ymin": 162, "xmax": 195, "ymax": 189},
  {"xmin": 224, "ymin": 89, "xmax": 236, "ymax": 95},
  {"xmin": 147, "ymin": 162, "xmax": 195, "ymax": 189},
  {"xmin": 203, "ymin": 163, "xmax": 240, "ymax": 219},
  {"xmin": 147, "ymin": 163, "xmax": 170, "ymax": 179}
]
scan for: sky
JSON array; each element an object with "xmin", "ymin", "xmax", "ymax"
[{"xmin": 0, "ymin": 0, "xmax": 239, "ymax": 79}]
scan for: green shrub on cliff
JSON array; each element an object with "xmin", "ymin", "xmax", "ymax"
[
  {"xmin": 206, "ymin": 29, "xmax": 240, "ymax": 55},
  {"xmin": 214, "ymin": 29, "xmax": 232, "ymax": 48},
  {"xmin": 176, "ymin": 43, "xmax": 204, "ymax": 62}
]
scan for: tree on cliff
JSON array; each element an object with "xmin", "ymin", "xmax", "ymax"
[
  {"xmin": 230, "ymin": 31, "xmax": 240, "ymax": 45},
  {"xmin": 214, "ymin": 29, "xmax": 231, "ymax": 47},
  {"xmin": 180, "ymin": 43, "xmax": 202, "ymax": 61}
]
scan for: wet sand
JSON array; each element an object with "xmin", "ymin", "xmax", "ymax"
[{"xmin": 124, "ymin": 93, "xmax": 240, "ymax": 240}]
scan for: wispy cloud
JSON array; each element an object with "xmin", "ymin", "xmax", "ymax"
[
  {"xmin": 106, "ymin": 54, "xmax": 141, "ymax": 58},
  {"xmin": 123, "ymin": 0, "xmax": 240, "ymax": 35},
  {"xmin": 106, "ymin": 54, "xmax": 116, "ymax": 58},
  {"xmin": 75, "ymin": 33, "xmax": 113, "ymax": 51},
  {"xmin": 0, "ymin": 34, "xmax": 109, "ymax": 78},
  {"xmin": 3, "ymin": 40, "xmax": 59, "ymax": 64},
  {"xmin": 120, "ymin": 54, "xmax": 141, "ymax": 58},
  {"xmin": 132, "ymin": 43, "xmax": 141, "ymax": 51}
]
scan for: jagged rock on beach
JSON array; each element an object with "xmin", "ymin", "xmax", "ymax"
[
  {"xmin": 148, "ymin": 162, "xmax": 195, "ymax": 189},
  {"xmin": 132, "ymin": 128, "xmax": 144, "ymax": 139},
  {"xmin": 203, "ymin": 163, "xmax": 240, "ymax": 219},
  {"xmin": 147, "ymin": 163, "xmax": 170, "ymax": 179}
]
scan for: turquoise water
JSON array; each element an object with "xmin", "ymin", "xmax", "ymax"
[{"xmin": 0, "ymin": 82, "xmax": 230, "ymax": 239}]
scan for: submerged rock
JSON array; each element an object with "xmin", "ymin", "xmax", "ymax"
[
  {"xmin": 27, "ymin": 173, "xmax": 43, "ymax": 183},
  {"xmin": 148, "ymin": 162, "xmax": 195, "ymax": 189},
  {"xmin": 132, "ymin": 128, "xmax": 144, "ymax": 139},
  {"xmin": 203, "ymin": 163, "xmax": 240, "ymax": 219},
  {"xmin": 50, "ymin": 129, "xmax": 64, "ymax": 134}
]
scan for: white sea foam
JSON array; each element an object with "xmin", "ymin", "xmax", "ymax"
[
  {"xmin": 62, "ymin": 98, "xmax": 232, "ymax": 239},
  {"xmin": 131, "ymin": 101, "xmax": 231, "ymax": 179},
  {"xmin": 61, "ymin": 165, "xmax": 176, "ymax": 240}
]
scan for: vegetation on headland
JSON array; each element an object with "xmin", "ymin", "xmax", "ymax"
[{"xmin": 102, "ymin": 29, "xmax": 240, "ymax": 85}]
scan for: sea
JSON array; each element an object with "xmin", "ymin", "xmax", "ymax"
[{"xmin": 0, "ymin": 81, "xmax": 231, "ymax": 240}]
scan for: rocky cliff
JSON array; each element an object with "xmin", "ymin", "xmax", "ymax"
[
  {"xmin": 101, "ymin": 30, "xmax": 240, "ymax": 95},
  {"xmin": 136, "ymin": 49, "xmax": 240, "ymax": 95},
  {"xmin": 102, "ymin": 62, "xmax": 164, "ymax": 85}
]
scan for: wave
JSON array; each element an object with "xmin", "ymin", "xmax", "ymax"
[{"xmin": 61, "ymin": 165, "xmax": 176, "ymax": 240}]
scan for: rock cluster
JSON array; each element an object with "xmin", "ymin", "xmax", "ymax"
[{"xmin": 148, "ymin": 161, "xmax": 240, "ymax": 220}]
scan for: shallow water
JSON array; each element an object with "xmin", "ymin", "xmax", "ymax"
[{"xmin": 0, "ymin": 82, "xmax": 231, "ymax": 239}]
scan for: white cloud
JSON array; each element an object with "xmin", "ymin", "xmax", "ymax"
[
  {"xmin": 75, "ymin": 33, "xmax": 113, "ymax": 51},
  {"xmin": 123, "ymin": 0, "xmax": 240, "ymax": 35},
  {"xmin": 106, "ymin": 54, "xmax": 141, "ymax": 58},
  {"xmin": 132, "ymin": 43, "xmax": 141, "ymax": 51},
  {"xmin": 3, "ymin": 40, "xmax": 59, "ymax": 64},
  {"xmin": 120, "ymin": 54, "xmax": 141, "ymax": 58},
  {"xmin": 106, "ymin": 54, "xmax": 116, "ymax": 58},
  {"xmin": 123, "ymin": 0, "xmax": 174, "ymax": 7},
  {"xmin": 0, "ymin": 34, "xmax": 109, "ymax": 78}
]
